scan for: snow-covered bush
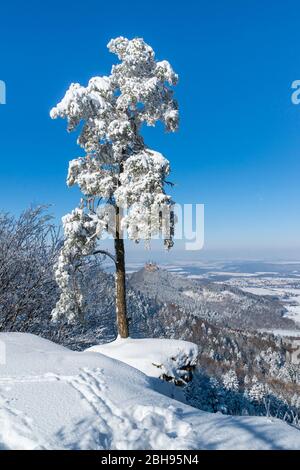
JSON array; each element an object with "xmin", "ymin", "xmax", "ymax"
[{"xmin": 0, "ymin": 206, "xmax": 60, "ymax": 332}]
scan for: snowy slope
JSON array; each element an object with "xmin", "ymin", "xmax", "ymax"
[{"xmin": 0, "ymin": 333, "xmax": 300, "ymax": 450}]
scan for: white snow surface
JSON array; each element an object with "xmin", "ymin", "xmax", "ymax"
[
  {"xmin": 0, "ymin": 333, "xmax": 300, "ymax": 450},
  {"xmin": 86, "ymin": 337, "xmax": 198, "ymax": 380}
]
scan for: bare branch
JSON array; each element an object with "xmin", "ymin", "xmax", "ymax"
[{"xmin": 92, "ymin": 249, "xmax": 116, "ymax": 265}]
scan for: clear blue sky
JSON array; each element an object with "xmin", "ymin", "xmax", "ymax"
[{"xmin": 1, "ymin": 0, "xmax": 300, "ymax": 258}]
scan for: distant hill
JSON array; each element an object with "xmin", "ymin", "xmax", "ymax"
[{"xmin": 129, "ymin": 265, "xmax": 296, "ymax": 331}]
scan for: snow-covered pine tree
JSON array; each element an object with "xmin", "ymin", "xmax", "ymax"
[
  {"xmin": 50, "ymin": 37, "xmax": 179, "ymax": 337},
  {"xmin": 222, "ymin": 370, "xmax": 239, "ymax": 392},
  {"xmin": 247, "ymin": 376, "xmax": 266, "ymax": 404}
]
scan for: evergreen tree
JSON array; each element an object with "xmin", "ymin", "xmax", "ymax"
[{"xmin": 50, "ymin": 37, "xmax": 179, "ymax": 336}]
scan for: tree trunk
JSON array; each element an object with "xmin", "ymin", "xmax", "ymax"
[{"xmin": 114, "ymin": 205, "xmax": 129, "ymax": 338}]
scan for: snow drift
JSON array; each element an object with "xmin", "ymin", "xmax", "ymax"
[{"xmin": 86, "ymin": 337, "xmax": 198, "ymax": 384}]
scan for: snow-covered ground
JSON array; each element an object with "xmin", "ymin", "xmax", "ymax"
[{"xmin": 0, "ymin": 333, "xmax": 300, "ymax": 450}]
